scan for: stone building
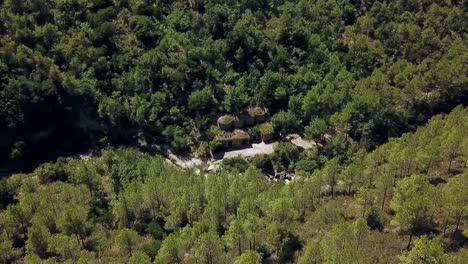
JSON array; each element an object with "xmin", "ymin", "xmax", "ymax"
[
  {"xmin": 217, "ymin": 115, "xmax": 237, "ymax": 131},
  {"xmin": 216, "ymin": 107, "xmax": 270, "ymax": 149},
  {"xmin": 217, "ymin": 107, "xmax": 269, "ymax": 131},
  {"xmin": 216, "ymin": 129, "xmax": 250, "ymax": 148}
]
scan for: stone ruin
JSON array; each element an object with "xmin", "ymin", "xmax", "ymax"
[{"xmin": 216, "ymin": 107, "xmax": 270, "ymax": 148}]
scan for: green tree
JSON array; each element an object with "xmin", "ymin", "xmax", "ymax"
[
  {"xmin": 234, "ymin": 250, "xmax": 262, "ymax": 264},
  {"xmin": 321, "ymin": 218, "xmax": 369, "ymax": 264},
  {"xmin": 297, "ymin": 242, "xmax": 323, "ymax": 264},
  {"xmin": 157, "ymin": 234, "xmax": 183, "ymax": 264},
  {"xmin": 448, "ymin": 248, "xmax": 468, "ymax": 264},
  {"xmin": 57, "ymin": 204, "xmax": 90, "ymax": 249},
  {"xmin": 192, "ymin": 231, "xmax": 226, "ymax": 264},
  {"xmin": 0, "ymin": 179, "xmax": 15, "ymax": 210},
  {"xmin": 305, "ymin": 117, "xmax": 328, "ymax": 143},
  {"xmin": 271, "ymin": 111, "xmax": 300, "ymax": 136},
  {"xmin": 322, "ymin": 158, "xmax": 341, "ymax": 198},
  {"xmin": 115, "ymin": 228, "xmax": 142, "ymax": 261},
  {"xmin": 390, "ymin": 175, "xmax": 436, "ymax": 249},
  {"xmin": 399, "ymin": 236, "xmax": 447, "ymax": 264},
  {"xmin": 223, "ymin": 86, "xmax": 249, "ymax": 113},
  {"xmin": 0, "ymin": 239, "xmax": 17, "ymax": 263},
  {"xmin": 128, "ymin": 252, "xmax": 152, "ymax": 264},
  {"xmin": 440, "ymin": 173, "xmax": 468, "ymax": 237},
  {"xmin": 26, "ymin": 223, "xmax": 50, "ymax": 258},
  {"xmin": 47, "ymin": 234, "xmax": 81, "ymax": 261},
  {"xmin": 227, "ymin": 218, "xmax": 245, "ymax": 256},
  {"xmin": 188, "ymin": 87, "xmax": 216, "ymax": 113}
]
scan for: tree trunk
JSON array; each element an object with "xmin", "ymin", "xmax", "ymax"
[
  {"xmin": 425, "ymin": 159, "xmax": 432, "ymax": 176},
  {"xmin": 238, "ymin": 238, "xmax": 242, "ymax": 256},
  {"xmin": 442, "ymin": 218, "xmax": 448, "ymax": 237},
  {"xmin": 362, "ymin": 199, "xmax": 367, "ymax": 218},
  {"xmin": 448, "ymin": 157, "xmax": 454, "ymax": 172},
  {"xmin": 21, "ymin": 224, "xmax": 28, "ymax": 240},
  {"xmin": 75, "ymin": 234, "xmax": 85, "ymax": 249},
  {"xmin": 406, "ymin": 233, "xmax": 413, "ymax": 250},
  {"xmin": 331, "ymin": 184, "xmax": 334, "ymax": 198},
  {"xmin": 452, "ymin": 213, "xmax": 462, "ymax": 237},
  {"xmin": 224, "ymin": 206, "xmax": 227, "ymax": 223},
  {"xmin": 381, "ymin": 189, "xmax": 387, "ymax": 210}
]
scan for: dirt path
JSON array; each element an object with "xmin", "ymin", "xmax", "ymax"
[{"xmin": 222, "ymin": 142, "xmax": 277, "ymax": 159}]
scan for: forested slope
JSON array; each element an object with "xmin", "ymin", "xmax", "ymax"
[
  {"xmin": 1, "ymin": 0, "xmax": 467, "ymax": 167},
  {"xmin": 0, "ymin": 106, "xmax": 466, "ymax": 263}
]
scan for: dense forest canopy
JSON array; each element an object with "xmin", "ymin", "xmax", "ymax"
[
  {"xmin": 0, "ymin": 0, "xmax": 467, "ymax": 167},
  {"xmin": 0, "ymin": 106, "xmax": 467, "ymax": 263},
  {"xmin": 1, "ymin": 0, "xmax": 468, "ymax": 263}
]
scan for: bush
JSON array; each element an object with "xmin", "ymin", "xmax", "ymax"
[
  {"xmin": 366, "ymin": 207, "xmax": 384, "ymax": 231},
  {"xmin": 252, "ymin": 154, "xmax": 274, "ymax": 174},
  {"xmin": 34, "ymin": 157, "xmax": 70, "ymax": 183},
  {"xmin": 163, "ymin": 125, "xmax": 191, "ymax": 153},
  {"xmin": 295, "ymin": 159, "xmax": 318, "ymax": 173},
  {"xmin": 222, "ymin": 157, "xmax": 250, "ymax": 173},
  {"xmin": 271, "ymin": 111, "xmax": 300, "ymax": 136},
  {"xmin": 0, "ymin": 179, "xmax": 16, "ymax": 210},
  {"xmin": 272, "ymin": 142, "xmax": 301, "ymax": 172}
]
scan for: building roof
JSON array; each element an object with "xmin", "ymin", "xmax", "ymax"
[
  {"xmin": 216, "ymin": 129, "xmax": 250, "ymax": 141},
  {"xmin": 217, "ymin": 115, "xmax": 237, "ymax": 125},
  {"xmin": 246, "ymin": 106, "xmax": 267, "ymax": 117}
]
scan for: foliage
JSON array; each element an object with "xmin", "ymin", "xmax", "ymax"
[
  {"xmin": 0, "ymin": 106, "xmax": 467, "ymax": 263},
  {"xmin": 0, "ymin": 0, "xmax": 467, "ymax": 262},
  {"xmin": 399, "ymin": 236, "xmax": 448, "ymax": 264}
]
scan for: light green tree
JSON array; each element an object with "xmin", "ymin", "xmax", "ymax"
[
  {"xmin": 322, "ymin": 158, "xmax": 341, "ymax": 198},
  {"xmin": 128, "ymin": 252, "xmax": 152, "ymax": 264},
  {"xmin": 321, "ymin": 218, "xmax": 369, "ymax": 264},
  {"xmin": 234, "ymin": 250, "xmax": 262, "ymax": 264},
  {"xmin": 390, "ymin": 175, "xmax": 435, "ymax": 249},
  {"xmin": 399, "ymin": 236, "xmax": 447, "ymax": 264},
  {"xmin": 305, "ymin": 117, "xmax": 328, "ymax": 143},
  {"xmin": 440, "ymin": 173, "xmax": 468, "ymax": 237},
  {"xmin": 297, "ymin": 242, "xmax": 323, "ymax": 264}
]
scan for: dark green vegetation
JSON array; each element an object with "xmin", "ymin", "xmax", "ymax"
[
  {"xmin": 0, "ymin": 107, "xmax": 467, "ymax": 263},
  {"xmin": 1, "ymin": 0, "xmax": 467, "ymax": 168},
  {"xmin": 1, "ymin": 0, "xmax": 468, "ymax": 263}
]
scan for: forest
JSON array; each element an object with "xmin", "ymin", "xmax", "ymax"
[
  {"xmin": 0, "ymin": 0, "xmax": 467, "ymax": 263},
  {"xmin": 1, "ymin": 104, "xmax": 467, "ymax": 263}
]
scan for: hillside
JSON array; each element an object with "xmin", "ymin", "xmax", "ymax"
[
  {"xmin": 1, "ymin": 1, "xmax": 467, "ymax": 263},
  {"xmin": 0, "ymin": 106, "xmax": 466, "ymax": 263},
  {"xmin": 0, "ymin": 0, "xmax": 467, "ymax": 169}
]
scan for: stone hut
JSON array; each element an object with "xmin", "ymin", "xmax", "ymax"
[
  {"xmin": 216, "ymin": 129, "xmax": 250, "ymax": 148},
  {"xmin": 216, "ymin": 107, "xmax": 270, "ymax": 149},
  {"xmin": 217, "ymin": 107, "xmax": 269, "ymax": 131},
  {"xmin": 217, "ymin": 115, "xmax": 237, "ymax": 131},
  {"xmin": 248, "ymin": 107, "xmax": 269, "ymax": 123}
]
